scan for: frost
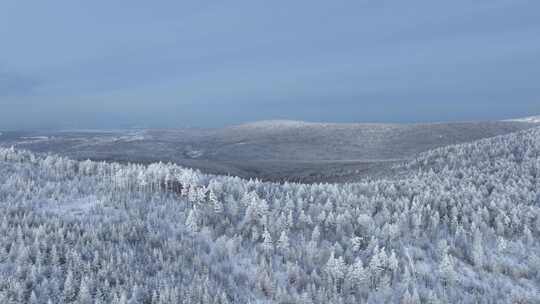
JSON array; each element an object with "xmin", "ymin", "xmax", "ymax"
[
  {"xmin": 0, "ymin": 127, "xmax": 540, "ymax": 303},
  {"xmin": 505, "ymin": 115, "xmax": 540, "ymax": 123}
]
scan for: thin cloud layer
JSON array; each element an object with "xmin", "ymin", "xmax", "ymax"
[{"xmin": 0, "ymin": 0, "xmax": 539, "ymax": 129}]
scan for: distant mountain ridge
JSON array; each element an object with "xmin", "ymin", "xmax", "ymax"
[
  {"xmin": 0, "ymin": 118, "xmax": 538, "ymax": 182},
  {"xmin": 505, "ymin": 115, "xmax": 540, "ymax": 123}
]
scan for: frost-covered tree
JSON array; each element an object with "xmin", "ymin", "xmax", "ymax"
[
  {"xmin": 77, "ymin": 277, "xmax": 93, "ymax": 304},
  {"xmin": 277, "ymin": 230, "xmax": 289, "ymax": 255},
  {"xmin": 439, "ymin": 252, "xmax": 456, "ymax": 287},
  {"xmin": 261, "ymin": 228, "xmax": 273, "ymax": 256},
  {"xmin": 63, "ymin": 270, "xmax": 78, "ymax": 303},
  {"xmin": 186, "ymin": 209, "xmax": 199, "ymax": 233},
  {"xmin": 0, "ymin": 126, "xmax": 540, "ymax": 303}
]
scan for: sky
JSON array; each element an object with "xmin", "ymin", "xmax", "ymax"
[{"xmin": 1, "ymin": 0, "xmax": 539, "ymax": 129}]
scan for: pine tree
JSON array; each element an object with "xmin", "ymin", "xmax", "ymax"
[
  {"xmin": 78, "ymin": 277, "xmax": 93, "ymax": 304},
  {"xmin": 471, "ymin": 228, "xmax": 484, "ymax": 267},
  {"xmin": 118, "ymin": 291, "xmax": 128, "ymax": 304},
  {"xmin": 523, "ymin": 225, "xmax": 534, "ymax": 246},
  {"xmin": 496, "ymin": 236, "xmax": 507, "ymax": 253},
  {"xmin": 29, "ymin": 291, "xmax": 38, "ymax": 304},
  {"xmin": 439, "ymin": 252, "xmax": 456, "ymax": 286},
  {"xmin": 401, "ymin": 289, "xmax": 413, "ymax": 304},
  {"xmin": 388, "ymin": 250, "xmax": 399, "ymax": 276},
  {"xmin": 137, "ymin": 171, "xmax": 147, "ymax": 193},
  {"xmin": 63, "ymin": 270, "xmax": 78, "ymax": 303},
  {"xmin": 348, "ymin": 257, "xmax": 367, "ymax": 291},
  {"xmin": 262, "ymin": 229, "xmax": 273, "ymax": 255},
  {"xmin": 351, "ymin": 236, "xmax": 363, "ymax": 252},
  {"xmin": 368, "ymin": 247, "xmax": 384, "ymax": 289},
  {"xmin": 277, "ymin": 230, "xmax": 289, "ymax": 254},
  {"xmin": 131, "ymin": 284, "xmax": 146, "ymax": 303},
  {"xmin": 257, "ymin": 199, "xmax": 270, "ymax": 224},
  {"xmin": 300, "ymin": 292, "xmax": 312, "ymax": 304},
  {"xmin": 186, "ymin": 209, "xmax": 199, "ymax": 233},
  {"xmin": 325, "ymin": 251, "xmax": 346, "ymax": 292},
  {"xmin": 209, "ymin": 190, "xmax": 223, "ymax": 214},
  {"xmin": 311, "ymin": 225, "xmax": 321, "ymax": 243}
]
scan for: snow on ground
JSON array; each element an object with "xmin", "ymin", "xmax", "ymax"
[
  {"xmin": 21, "ymin": 136, "xmax": 50, "ymax": 140},
  {"xmin": 505, "ymin": 115, "xmax": 540, "ymax": 123},
  {"xmin": 110, "ymin": 133, "xmax": 146, "ymax": 143},
  {"xmin": 185, "ymin": 149, "xmax": 204, "ymax": 158},
  {"xmin": 233, "ymin": 120, "xmax": 311, "ymax": 129}
]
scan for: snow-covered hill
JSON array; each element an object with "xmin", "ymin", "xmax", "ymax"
[
  {"xmin": 504, "ymin": 115, "xmax": 540, "ymax": 123},
  {"xmin": 230, "ymin": 119, "xmax": 312, "ymax": 130},
  {"xmin": 0, "ymin": 120, "xmax": 535, "ymax": 183},
  {"xmin": 0, "ymin": 127, "xmax": 539, "ymax": 303}
]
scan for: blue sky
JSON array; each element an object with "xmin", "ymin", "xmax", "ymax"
[{"xmin": 1, "ymin": 0, "xmax": 539, "ymax": 129}]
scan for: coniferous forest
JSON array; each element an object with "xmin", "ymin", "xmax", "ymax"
[{"xmin": 1, "ymin": 127, "xmax": 539, "ymax": 303}]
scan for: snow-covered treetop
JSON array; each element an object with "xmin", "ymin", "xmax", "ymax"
[{"xmin": 0, "ymin": 126, "xmax": 539, "ymax": 303}]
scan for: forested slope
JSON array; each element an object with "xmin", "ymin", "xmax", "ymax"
[
  {"xmin": 0, "ymin": 127, "xmax": 539, "ymax": 303},
  {"xmin": 1, "ymin": 120, "xmax": 535, "ymax": 183}
]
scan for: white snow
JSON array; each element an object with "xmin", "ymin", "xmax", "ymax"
[
  {"xmin": 113, "ymin": 134, "xmax": 146, "ymax": 142},
  {"xmin": 235, "ymin": 120, "xmax": 311, "ymax": 129},
  {"xmin": 505, "ymin": 115, "xmax": 540, "ymax": 123},
  {"xmin": 186, "ymin": 149, "xmax": 204, "ymax": 158},
  {"xmin": 2, "ymin": 127, "xmax": 540, "ymax": 303},
  {"xmin": 44, "ymin": 195, "xmax": 102, "ymax": 216},
  {"xmin": 22, "ymin": 136, "xmax": 49, "ymax": 140}
]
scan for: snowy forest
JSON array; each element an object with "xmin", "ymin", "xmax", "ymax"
[{"xmin": 0, "ymin": 126, "xmax": 539, "ymax": 304}]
